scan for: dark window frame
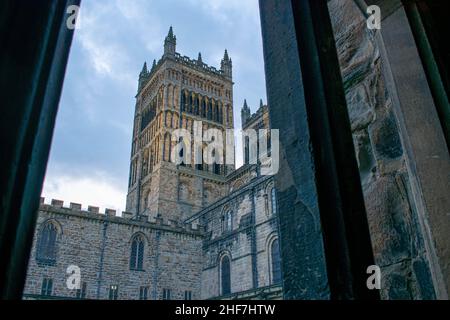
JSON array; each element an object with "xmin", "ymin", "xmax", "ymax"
[
  {"xmin": 36, "ymin": 222, "xmax": 58, "ymax": 265},
  {"xmin": 41, "ymin": 278, "xmax": 53, "ymax": 297},
  {"xmin": 220, "ymin": 255, "xmax": 231, "ymax": 296},
  {"xmin": 162, "ymin": 288, "xmax": 171, "ymax": 300},
  {"xmin": 109, "ymin": 285, "xmax": 119, "ymax": 300}
]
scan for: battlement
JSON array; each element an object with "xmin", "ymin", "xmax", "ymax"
[
  {"xmin": 138, "ymin": 27, "xmax": 232, "ymax": 95},
  {"xmin": 39, "ymin": 197, "xmax": 204, "ymax": 234},
  {"xmin": 138, "ymin": 52, "xmax": 228, "ymax": 96},
  {"xmin": 174, "ymin": 53, "xmax": 225, "ymax": 78}
]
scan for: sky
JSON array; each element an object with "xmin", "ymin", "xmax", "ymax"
[{"xmin": 42, "ymin": 0, "xmax": 267, "ymax": 213}]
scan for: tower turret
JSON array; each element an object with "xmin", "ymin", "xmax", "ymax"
[
  {"xmin": 221, "ymin": 49, "xmax": 232, "ymax": 79},
  {"xmin": 241, "ymin": 99, "xmax": 251, "ymax": 126},
  {"xmin": 164, "ymin": 26, "xmax": 176, "ymax": 57},
  {"xmin": 138, "ymin": 62, "xmax": 149, "ymax": 92}
]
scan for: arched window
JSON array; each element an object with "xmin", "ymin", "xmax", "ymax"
[
  {"xmin": 180, "ymin": 91, "xmax": 186, "ymax": 112},
  {"xmin": 218, "ymin": 104, "xmax": 223, "ymax": 124},
  {"xmin": 202, "ymin": 100, "xmax": 207, "ymax": 118},
  {"xmin": 221, "ymin": 210, "xmax": 232, "ymax": 232},
  {"xmin": 208, "ymin": 101, "xmax": 213, "ymax": 120},
  {"xmin": 244, "ymin": 136, "xmax": 250, "ymax": 164},
  {"xmin": 36, "ymin": 222, "xmax": 58, "ymax": 264},
  {"xmin": 214, "ymin": 104, "xmax": 219, "ymax": 122},
  {"xmin": 271, "ymin": 188, "xmax": 277, "ymax": 214},
  {"xmin": 188, "ymin": 94, "xmax": 193, "ymax": 113},
  {"xmin": 130, "ymin": 234, "xmax": 145, "ymax": 270},
  {"xmin": 221, "ymin": 256, "xmax": 231, "ymax": 295},
  {"xmin": 271, "ymin": 238, "xmax": 282, "ymax": 284},
  {"xmin": 194, "ymin": 97, "xmax": 200, "ymax": 115}
]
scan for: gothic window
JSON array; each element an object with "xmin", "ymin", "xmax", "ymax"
[
  {"xmin": 221, "ymin": 255, "xmax": 231, "ymax": 295},
  {"xmin": 188, "ymin": 94, "xmax": 193, "ymax": 113},
  {"xmin": 194, "ymin": 96, "xmax": 200, "ymax": 115},
  {"xmin": 142, "ymin": 153, "xmax": 148, "ymax": 176},
  {"xmin": 130, "ymin": 234, "xmax": 145, "ymax": 270},
  {"xmin": 109, "ymin": 285, "xmax": 119, "ymax": 300},
  {"xmin": 76, "ymin": 282, "xmax": 87, "ymax": 299},
  {"xmin": 244, "ymin": 136, "xmax": 250, "ymax": 164},
  {"xmin": 36, "ymin": 221, "xmax": 58, "ymax": 265},
  {"xmin": 41, "ymin": 278, "xmax": 53, "ymax": 296},
  {"xmin": 214, "ymin": 103, "xmax": 219, "ymax": 122},
  {"xmin": 226, "ymin": 211, "xmax": 232, "ymax": 231},
  {"xmin": 271, "ymin": 188, "xmax": 277, "ymax": 215},
  {"xmin": 219, "ymin": 104, "xmax": 223, "ymax": 124},
  {"xmin": 271, "ymin": 238, "xmax": 282, "ymax": 284},
  {"xmin": 221, "ymin": 210, "xmax": 232, "ymax": 233},
  {"xmin": 181, "ymin": 91, "xmax": 186, "ymax": 112},
  {"xmin": 162, "ymin": 288, "xmax": 171, "ymax": 300},
  {"xmin": 202, "ymin": 100, "xmax": 207, "ymax": 118},
  {"xmin": 208, "ymin": 101, "xmax": 213, "ymax": 120},
  {"xmin": 139, "ymin": 286, "xmax": 149, "ymax": 300},
  {"xmin": 184, "ymin": 290, "xmax": 192, "ymax": 300}
]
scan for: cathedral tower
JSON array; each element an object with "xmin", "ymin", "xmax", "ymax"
[{"xmin": 126, "ymin": 27, "xmax": 235, "ymax": 223}]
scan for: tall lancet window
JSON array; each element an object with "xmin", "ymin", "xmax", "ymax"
[
  {"xmin": 271, "ymin": 187, "xmax": 277, "ymax": 215},
  {"xmin": 221, "ymin": 255, "xmax": 231, "ymax": 295},
  {"xmin": 271, "ymin": 238, "xmax": 282, "ymax": 284},
  {"xmin": 181, "ymin": 91, "xmax": 186, "ymax": 112},
  {"xmin": 36, "ymin": 221, "xmax": 58, "ymax": 265},
  {"xmin": 130, "ymin": 234, "xmax": 145, "ymax": 270}
]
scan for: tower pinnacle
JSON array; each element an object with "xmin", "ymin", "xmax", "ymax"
[
  {"xmin": 138, "ymin": 61, "xmax": 150, "ymax": 92},
  {"xmin": 221, "ymin": 49, "xmax": 232, "ymax": 78},
  {"xmin": 241, "ymin": 99, "xmax": 251, "ymax": 126},
  {"xmin": 164, "ymin": 26, "xmax": 177, "ymax": 57},
  {"xmin": 140, "ymin": 62, "xmax": 148, "ymax": 75}
]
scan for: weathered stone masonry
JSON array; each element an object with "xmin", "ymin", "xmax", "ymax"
[
  {"xmin": 23, "ymin": 200, "xmax": 203, "ymax": 300},
  {"xmin": 23, "ymin": 27, "xmax": 282, "ymax": 300}
]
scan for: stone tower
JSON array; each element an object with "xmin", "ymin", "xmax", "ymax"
[{"xmin": 126, "ymin": 27, "xmax": 235, "ymax": 223}]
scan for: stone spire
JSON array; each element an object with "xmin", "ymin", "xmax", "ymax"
[
  {"xmin": 138, "ymin": 61, "xmax": 150, "ymax": 92},
  {"xmin": 168, "ymin": 25, "xmax": 174, "ymax": 38},
  {"xmin": 260, "ymin": 99, "xmax": 264, "ymax": 109},
  {"xmin": 197, "ymin": 52, "xmax": 203, "ymax": 65},
  {"xmin": 140, "ymin": 62, "xmax": 148, "ymax": 76},
  {"xmin": 221, "ymin": 49, "xmax": 232, "ymax": 79},
  {"xmin": 224, "ymin": 49, "xmax": 229, "ymax": 61},
  {"xmin": 241, "ymin": 99, "xmax": 251, "ymax": 126},
  {"xmin": 164, "ymin": 26, "xmax": 176, "ymax": 57},
  {"xmin": 151, "ymin": 59, "xmax": 157, "ymax": 72}
]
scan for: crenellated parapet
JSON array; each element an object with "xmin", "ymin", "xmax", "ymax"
[
  {"xmin": 138, "ymin": 27, "xmax": 232, "ymax": 95},
  {"xmin": 174, "ymin": 53, "xmax": 226, "ymax": 79},
  {"xmin": 39, "ymin": 197, "xmax": 205, "ymax": 236}
]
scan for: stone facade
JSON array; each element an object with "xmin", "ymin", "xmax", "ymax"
[
  {"xmin": 23, "ymin": 1, "xmax": 445, "ymax": 300},
  {"xmin": 23, "ymin": 28, "xmax": 282, "ymax": 300},
  {"xmin": 24, "ymin": 201, "xmax": 203, "ymax": 300}
]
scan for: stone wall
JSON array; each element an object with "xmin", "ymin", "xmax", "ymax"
[
  {"xmin": 23, "ymin": 201, "xmax": 203, "ymax": 300},
  {"xmin": 190, "ymin": 174, "xmax": 280, "ymax": 299},
  {"xmin": 328, "ymin": 0, "xmax": 435, "ymax": 299}
]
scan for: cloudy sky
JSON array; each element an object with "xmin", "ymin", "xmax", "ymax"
[{"xmin": 42, "ymin": 0, "xmax": 267, "ymax": 213}]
